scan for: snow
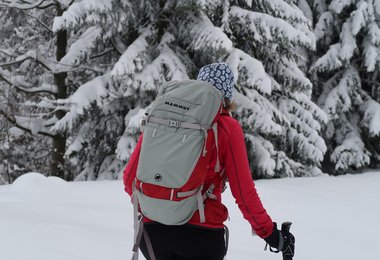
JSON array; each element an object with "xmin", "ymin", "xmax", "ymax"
[
  {"xmin": 361, "ymin": 99, "xmax": 380, "ymax": 136},
  {"xmin": 376, "ymin": 0, "xmax": 380, "ymax": 15},
  {"xmin": 314, "ymin": 11, "xmax": 334, "ymax": 41},
  {"xmin": 368, "ymin": 23, "xmax": 380, "ymax": 45},
  {"xmin": 331, "ymin": 134, "xmax": 371, "ymax": 171},
  {"xmin": 233, "ymin": 91, "xmax": 286, "ymax": 136},
  {"xmin": 112, "ymin": 27, "xmax": 152, "ymax": 78},
  {"xmin": 227, "ymin": 48, "xmax": 272, "ymax": 95},
  {"xmin": 363, "ymin": 40, "xmax": 378, "ymax": 72},
  {"xmin": 52, "ymin": 0, "xmax": 114, "ymax": 32},
  {"xmin": 247, "ymin": 135, "xmax": 276, "ymax": 177},
  {"xmin": 1, "ymin": 172, "xmax": 379, "ymax": 260},
  {"xmin": 52, "ymin": 75, "xmax": 110, "ymax": 131},
  {"xmin": 329, "ymin": 0, "xmax": 354, "ymax": 14},
  {"xmin": 189, "ymin": 14, "xmax": 233, "ymax": 53},
  {"xmin": 339, "ymin": 22, "xmax": 357, "ymax": 61},
  {"xmin": 257, "ymin": 0, "xmax": 310, "ymax": 26},
  {"xmin": 229, "ymin": 7, "xmax": 314, "ymax": 49},
  {"xmin": 133, "ymin": 43, "xmax": 189, "ymax": 91},
  {"xmin": 55, "ymin": 26, "xmax": 103, "ymax": 73},
  {"xmin": 350, "ymin": 0, "xmax": 368, "ymax": 35},
  {"xmin": 115, "ymin": 107, "xmax": 145, "ymax": 161},
  {"xmin": 298, "ymin": 0, "xmax": 313, "ymax": 22}
]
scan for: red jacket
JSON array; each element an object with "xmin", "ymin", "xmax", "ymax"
[{"xmin": 123, "ymin": 112, "xmax": 274, "ymax": 239}]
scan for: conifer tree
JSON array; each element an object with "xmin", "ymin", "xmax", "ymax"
[
  {"xmin": 311, "ymin": 0, "xmax": 380, "ymax": 173},
  {"xmin": 51, "ymin": 0, "xmax": 328, "ymax": 179},
  {"xmin": 0, "ymin": 3, "xmax": 67, "ymax": 180}
]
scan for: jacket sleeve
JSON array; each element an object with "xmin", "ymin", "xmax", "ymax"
[
  {"xmin": 123, "ymin": 134, "xmax": 143, "ymax": 197},
  {"xmin": 224, "ymin": 120, "xmax": 274, "ymax": 239}
]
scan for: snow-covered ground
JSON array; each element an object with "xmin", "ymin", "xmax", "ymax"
[{"xmin": 0, "ymin": 172, "xmax": 378, "ymax": 260}]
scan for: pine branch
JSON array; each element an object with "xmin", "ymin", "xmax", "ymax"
[
  {"xmin": 0, "ymin": 49, "xmax": 15, "ymax": 58},
  {"xmin": 0, "ymin": 69, "xmax": 12, "ymax": 85},
  {"xmin": 15, "ymin": 85, "xmax": 57, "ymax": 96},
  {"xmin": 0, "ymin": 69, "xmax": 57, "ymax": 96},
  {"xmin": 0, "ymin": 109, "xmax": 55, "ymax": 138},
  {"xmin": 37, "ymin": 0, "xmax": 56, "ymax": 9},
  {"xmin": 0, "ymin": 0, "xmax": 52, "ymax": 10},
  {"xmin": 22, "ymin": 10, "xmax": 53, "ymax": 33},
  {"xmin": 111, "ymin": 37, "xmax": 126, "ymax": 55},
  {"xmin": 0, "ymin": 50, "xmax": 55, "ymax": 72},
  {"xmin": 79, "ymin": 66, "xmax": 105, "ymax": 74},
  {"xmin": 90, "ymin": 47, "xmax": 115, "ymax": 59},
  {"xmin": 0, "ymin": 57, "xmax": 29, "ymax": 67}
]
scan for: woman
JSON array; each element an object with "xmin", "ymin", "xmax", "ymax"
[{"xmin": 123, "ymin": 63, "xmax": 295, "ymax": 260}]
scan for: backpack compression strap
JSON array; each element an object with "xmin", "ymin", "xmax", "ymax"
[
  {"xmin": 144, "ymin": 116, "xmax": 204, "ymax": 130},
  {"xmin": 142, "ymin": 116, "xmax": 209, "ymax": 156},
  {"xmin": 135, "ymin": 180, "xmax": 201, "ymax": 201}
]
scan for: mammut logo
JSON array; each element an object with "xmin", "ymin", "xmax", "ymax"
[
  {"xmin": 165, "ymin": 101, "xmax": 190, "ymax": 111},
  {"xmin": 154, "ymin": 173, "xmax": 162, "ymax": 182}
]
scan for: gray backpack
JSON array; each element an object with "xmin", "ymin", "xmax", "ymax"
[{"xmin": 133, "ymin": 79, "xmax": 223, "ymax": 223}]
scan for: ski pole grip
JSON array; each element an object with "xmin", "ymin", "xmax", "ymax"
[
  {"xmin": 281, "ymin": 222, "xmax": 293, "ymax": 260},
  {"xmin": 281, "ymin": 221, "xmax": 292, "ymax": 233}
]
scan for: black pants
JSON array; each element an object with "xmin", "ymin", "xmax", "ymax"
[{"xmin": 140, "ymin": 223, "xmax": 226, "ymax": 260}]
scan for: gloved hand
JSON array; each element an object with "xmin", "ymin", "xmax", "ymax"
[{"xmin": 264, "ymin": 222, "xmax": 295, "ymax": 259}]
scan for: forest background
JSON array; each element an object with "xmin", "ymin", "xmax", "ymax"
[{"xmin": 1, "ymin": 0, "xmax": 380, "ymax": 184}]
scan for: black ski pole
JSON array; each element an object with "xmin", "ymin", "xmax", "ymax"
[{"xmin": 281, "ymin": 222, "xmax": 293, "ymax": 260}]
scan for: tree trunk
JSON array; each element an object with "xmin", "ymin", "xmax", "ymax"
[
  {"xmin": 51, "ymin": 4, "xmax": 68, "ymax": 179},
  {"xmin": 157, "ymin": 0, "xmax": 168, "ymax": 39}
]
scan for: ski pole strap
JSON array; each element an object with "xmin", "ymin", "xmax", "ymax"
[{"xmin": 264, "ymin": 232, "xmax": 284, "ymax": 253}]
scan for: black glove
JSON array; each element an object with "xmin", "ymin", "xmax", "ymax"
[{"xmin": 264, "ymin": 222, "xmax": 295, "ymax": 259}]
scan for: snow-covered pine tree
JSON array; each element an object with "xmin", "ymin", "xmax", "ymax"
[
  {"xmin": 51, "ymin": 0, "xmax": 150, "ymax": 180},
  {"xmin": 0, "ymin": 4, "xmax": 60, "ymax": 181},
  {"xmin": 52, "ymin": 0, "xmax": 327, "ymax": 180},
  {"xmin": 311, "ymin": 0, "xmax": 380, "ymax": 173},
  {"xmin": 0, "ymin": 80, "xmax": 47, "ymax": 184},
  {"xmin": 226, "ymin": 1, "xmax": 327, "ymax": 177}
]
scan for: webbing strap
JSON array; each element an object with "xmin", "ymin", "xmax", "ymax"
[
  {"xmin": 132, "ymin": 184, "xmax": 139, "ymax": 232},
  {"xmin": 203, "ymin": 168, "xmax": 226, "ymax": 201},
  {"xmin": 147, "ymin": 116, "xmax": 203, "ymax": 130},
  {"xmin": 176, "ymin": 187, "xmax": 200, "ymax": 198},
  {"xmin": 131, "ymin": 182, "xmax": 140, "ymax": 260},
  {"xmin": 131, "ymin": 182, "xmax": 157, "ymax": 260},
  {"xmin": 131, "ymin": 219, "xmax": 143, "ymax": 260},
  {"xmin": 264, "ymin": 232, "xmax": 284, "ymax": 253},
  {"xmin": 131, "ymin": 219, "xmax": 157, "ymax": 260},
  {"xmin": 203, "ymin": 183, "xmax": 217, "ymax": 200},
  {"xmin": 197, "ymin": 190, "xmax": 206, "ymax": 223},
  {"xmin": 135, "ymin": 180, "xmax": 202, "ymax": 201},
  {"xmin": 212, "ymin": 122, "xmax": 220, "ymax": 172}
]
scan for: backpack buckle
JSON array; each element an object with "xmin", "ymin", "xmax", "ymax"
[{"xmin": 168, "ymin": 120, "xmax": 180, "ymax": 128}]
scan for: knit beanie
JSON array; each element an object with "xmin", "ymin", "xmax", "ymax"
[{"xmin": 196, "ymin": 62, "xmax": 234, "ymax": 100}]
